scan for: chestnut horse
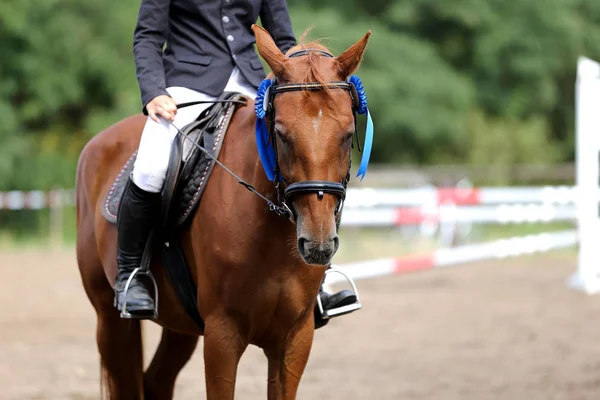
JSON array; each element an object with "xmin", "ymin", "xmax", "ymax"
[{"xmin": 75, "ymin": 25, "xmax": 371, "ymax": 399}]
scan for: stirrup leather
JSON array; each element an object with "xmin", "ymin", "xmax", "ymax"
[
  {"xmin": 317, "ymin": 267, "xmax": 362, "ymax": 319},
  {"xmin": 119, "ymin": 267, "xmax": 160, "ymax": 319}
]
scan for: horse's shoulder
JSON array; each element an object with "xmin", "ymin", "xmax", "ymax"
[{"xmin": 230, "ymin": 101, "xmax": 255, "ymax": 129}]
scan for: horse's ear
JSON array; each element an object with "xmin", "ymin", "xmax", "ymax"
[
  {"xmin": 336, "ymin": 30, "xmax": 371, "ymax": 80},
  {"xmin": 252, "ymin": 24, "xmax": 288, "ymax": 78}
]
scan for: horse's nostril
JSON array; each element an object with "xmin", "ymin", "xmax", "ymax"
[
  {"xmin": 297, "ymin": 237, "xmax": 308, "ymax": 256},
  {"xmin": 332, "ymin": 236, "xmax": 339, "ymax": 251}
]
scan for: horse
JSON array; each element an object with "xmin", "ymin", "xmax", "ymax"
[{"xmin": 75, "ymin": 24, "xmax": 371, "ymax": 399}]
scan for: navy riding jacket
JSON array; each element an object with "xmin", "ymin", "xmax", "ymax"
[{"xmin": 133, "ymin": 0, "xmax": 297, "ymax": 111}]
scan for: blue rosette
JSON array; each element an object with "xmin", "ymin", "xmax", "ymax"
[
  {"xmin": 348, "ymin": 75, "xmax": 374, "ymax": 181},
  {"xmin": 254, "ymin": 79, "xmax": 279, "ymax": 181}
]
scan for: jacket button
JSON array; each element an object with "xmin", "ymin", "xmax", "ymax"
[
  {"xmin": 222, "ymin": 16, "xmax": 229, "ymax": 23},
  {"xmin": 227, "ymin": 35, "xmax": 234, "ymax": 42}
]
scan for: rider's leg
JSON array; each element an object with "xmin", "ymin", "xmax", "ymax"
[
  {"xmin": 114, "ymin": 87, "xmax": 214, "ymax": 317},
  {"xmin": 223, "ymin": 67, "xmax": 259, "ymax": 98}
]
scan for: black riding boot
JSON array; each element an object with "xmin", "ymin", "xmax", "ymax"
[
  {"xmin": 320, "ymin": 287, "xmax": 357, "ymax": 311},
  {"xmin": 113, "ymin": 177, "xmax": 160, "ymax": 318},
  {"xmin": 314, "ymin": 266, "xmax": 358, "ymax": 329}
]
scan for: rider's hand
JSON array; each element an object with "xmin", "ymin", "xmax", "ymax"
[{"xmin": 146, "ymin": 95, "xmax": 177, "ymax": 123}]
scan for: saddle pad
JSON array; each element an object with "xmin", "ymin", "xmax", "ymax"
[{"xmin": 101, "ymin": 95, "xmax": 242, "ymax": 227}]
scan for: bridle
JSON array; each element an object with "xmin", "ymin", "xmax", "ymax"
[
  {"xmin": 170, "ymin": 48, "xmax": 366, "ymax": 226},
  {"xmin": 258, "ymin": 48, "xmax": 363, "ymax": 224}
]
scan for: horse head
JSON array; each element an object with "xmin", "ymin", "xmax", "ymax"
[{"xmin": 252, "ymin": 24, "xmax": 371, "ymax": 266}]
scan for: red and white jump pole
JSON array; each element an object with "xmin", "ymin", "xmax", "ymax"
[{"xmin": 326, "ymin": 230, "xmax": 577, "ymax": 287}]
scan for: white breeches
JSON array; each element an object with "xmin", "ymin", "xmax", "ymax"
[{"xmin": 132, "ymin": 67, "xmax": 258, "ymax": 193}]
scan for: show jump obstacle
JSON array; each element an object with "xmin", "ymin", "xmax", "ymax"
[{"xmin": 328, "ymin": 56, "xmax": 600, "ymax": 295}]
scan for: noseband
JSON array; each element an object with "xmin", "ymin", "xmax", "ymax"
[{"xmin": 259, "ymin": 49, "xmax": 361, "ymax": 223}]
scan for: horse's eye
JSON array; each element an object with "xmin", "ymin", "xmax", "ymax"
[
  {"xmin": 275, "ymin": 129, "xmax": 289, "ymax": 144},
  {"xmin": 343, "ymin": 132, "xmax": 353, "ymax": 143}
]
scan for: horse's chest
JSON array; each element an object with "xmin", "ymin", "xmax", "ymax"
[{"xmin": 222, "ymin": 268, "xmax": 321, "ymax": 327}]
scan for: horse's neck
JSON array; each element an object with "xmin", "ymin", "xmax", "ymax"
[
  {"xmin": 212, "ymin": 108, "xmax": 297, "ymax": 250},
  {"xmin": 242, "ymin": 129, "xmax": 296, "ymax": 242}
]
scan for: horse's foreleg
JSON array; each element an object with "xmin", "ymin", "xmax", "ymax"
[
  {"xmin": 265, "ymin": 319, "xmax": 315, "ymax": 400},
  {"xmin": 143, "ymin": 328, "xmax": 199, "ymax": 399},
  {"xmin": 203, "ymin": 316, "xmax": 247, "ymax": 400}
]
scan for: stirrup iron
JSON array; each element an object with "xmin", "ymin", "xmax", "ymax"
[
  {"xmin": 317, "ymin": 267, "xmax": 362, "ymax": 319},
  {"xmin": 120, "ymin": 267, "xmax": 159, "ymax": 319}
]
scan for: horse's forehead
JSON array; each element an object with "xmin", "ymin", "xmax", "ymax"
[
  {"xmin": 278, "ymin": 90, "xmax": 351, "ymax": 120},
  {"xmin": 276, "ymin": 96, "xmax": 354, "ymax": 141},
  {"xmin": 286, "ymin": 56, "xmax": 339, "ymax": 80}
]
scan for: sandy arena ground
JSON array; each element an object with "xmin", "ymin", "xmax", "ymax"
[{"xmin": 1, "ymin": 249, "xmax": 600, "ymax": 399}]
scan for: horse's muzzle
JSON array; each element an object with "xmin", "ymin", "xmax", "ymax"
[{"xmin": 297, "ymin": 236, "xmax": 340, "ymax": 265}]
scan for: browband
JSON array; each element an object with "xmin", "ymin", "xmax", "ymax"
[
  {"xmin": 269, "ymin": 81, "xmax": 352, "ymax": 95},
  {"xmin": 287, "ymin": 48, "xmax": 334, "ymax": 59}
]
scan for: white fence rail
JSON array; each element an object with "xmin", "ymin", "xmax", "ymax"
[
  {"xmin": 344, "ymin": 186, "xmax": 580, "ymax": 208},
  {"xmin": 341, "ymin": 204, "xmax": 576, "ymax": 226},
  {"xmin": 0, "ymin": 190, "xmax": 74, "ymax": 209}
]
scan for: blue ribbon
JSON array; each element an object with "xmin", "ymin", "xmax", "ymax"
[
  {"xmin": 349, "ymin": 75, "xmax": 368, "ymax": 115},
  {"xmin": 255, "ymin": 79, "xmax": 272, "ymax": 118},
  {"xmin": 255, "ymin": 118, "xmax": 279, "ymax": 181},
  {"xmin": 254, "ymin": 79, "xmax": 279, "ymax": 181},
  {"xmin": 356, "ymin": 108, "xmax": 374, "ymax": 181},
  {"xmin": 349, "ymin": 75, "xmax": 374, "ymax": 181}
]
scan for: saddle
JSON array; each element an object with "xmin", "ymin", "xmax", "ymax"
[{"xmin": 102, "ymin": 91, "xmax": 247, "ymax": 328}]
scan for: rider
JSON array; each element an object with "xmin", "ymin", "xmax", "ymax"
[{"xmin": 114, "ymin": 0, "xmax": 358, "ymax": 323}]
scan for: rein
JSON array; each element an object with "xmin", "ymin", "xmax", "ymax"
[{"xmin": 176, "ymin": 99, "xmax": 247, "ymax": 109}]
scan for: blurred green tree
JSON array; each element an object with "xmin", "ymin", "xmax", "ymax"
[
  {"xmin": 2, "ymin": 0, "xmax": 600, "ymax": 192},
  {"xmin": 1, "ymin": 0, "xmax": 141, "ymax": 190}
]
